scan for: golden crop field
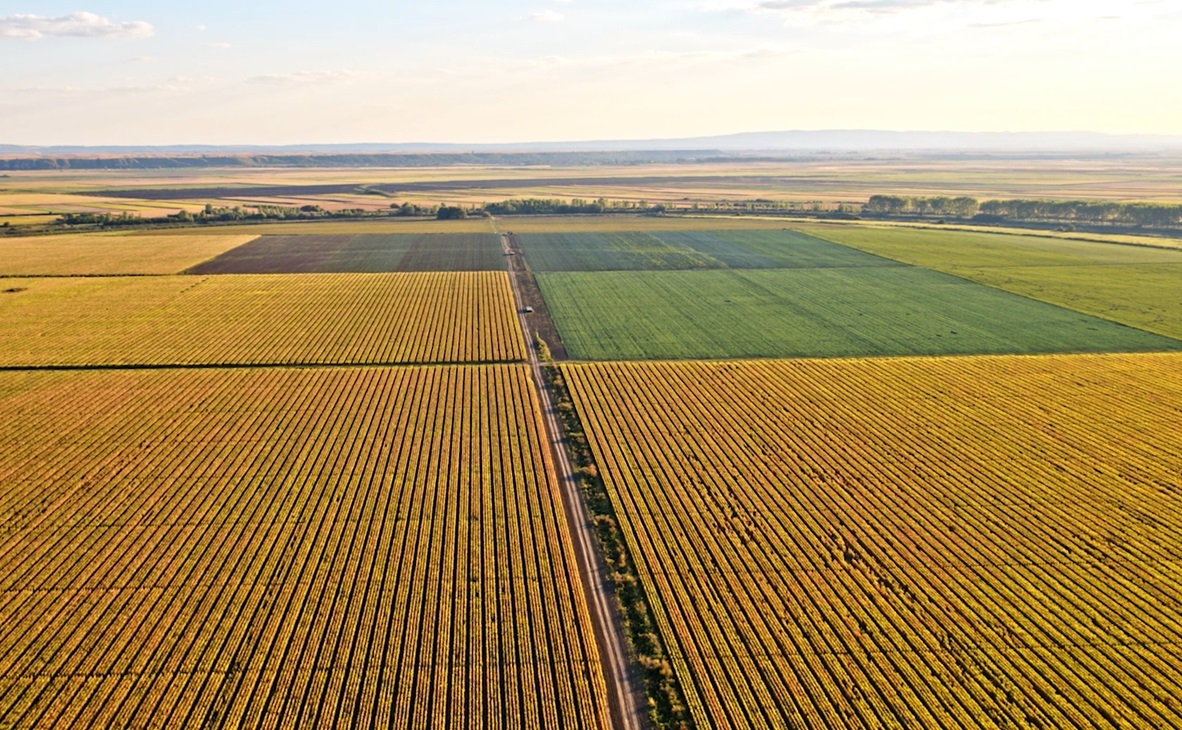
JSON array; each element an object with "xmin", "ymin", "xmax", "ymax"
[
  {"xmin": 0, "ymin": 272, "xmax": 524, "ymax": 366},
  {"xmin": 564, "ymin": 353, "xmax": 1182, "ymax": 729},
  {"xmin": 0, "ymin": 192, "xmax": 204, "ymax": 217},
  {"xmin": 0, "ymin": 233, "xmax": 259, "ymax": 276},
  {"xmin": 0, "ymin": 365, "xmax": 610, "ymax": 728}
]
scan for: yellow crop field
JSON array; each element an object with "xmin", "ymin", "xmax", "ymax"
[
  {"xmin": 0, "ymin": 272, "xmax": 524, "ymax": 366},
  {"xmin": 0, "ymin": 365, "xmax": 610, "ymax": 728},
  {"xmin": 0, "ymin": 233, "xmax": 258, "ymax": 275},
  {"xmin": 564, "ymin": 353, "xmax": 1182, "ymax": 729},
  {"xmin": 0, "ymin": 192, "xmax": 201, "ymax": 217}
]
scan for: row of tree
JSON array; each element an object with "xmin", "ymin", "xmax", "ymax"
[
  {"xmin": 862, "ymin": 195, "xmax": 981, "ymax": 218},
  {"xmin": 977, "ymin": 199, "xmax": 1182, "ymax": 228},
  {"xmin": 58, "ymin": 203, "xmax": 376, "ymax": 228},
  {"xmin": 862, "ymin": 195, "xmax": 1182, "ymax": 229}
]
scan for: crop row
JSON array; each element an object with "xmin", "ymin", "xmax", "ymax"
[
  {"xmin": 0, "ymin": 272, "xmax": 525, "ymax": 366},
  {"xmin": 187, "ymin": 233, "xmax": 506, "ymax": 274},
  {"xmin": 517, "ymin": 230, "xmax": 898, "ymax": 272},
  {"xmin": 0, "ymin": 233, "xmax": 259, "ymax": 277},
  {"xmin": 0, "ymin": 365, "xmax": 609, "ymax": 728},
  {"xmin": 563, "ymin": 353, "xmax": 1182, "ymax": 729},
  {"xmin": 537, "ymin": 267, "xmax": 1180, "ymax": 361}
]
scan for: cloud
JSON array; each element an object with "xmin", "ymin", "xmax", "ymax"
[
  {"xmin": 247, "ymin": 70, "xmax": 362, "ymax": 86},
  {"xmin": 733, "ymin": 0, "xmax": 1050, "ymax": 15},
  {"xmin": 0, "ymin": 12, "xmax": 153, "ymax": 40},
  {"xmin": 529, "ymin": 10, "xmax": 565, "ymax": 22},
  {"xmin": 12, "ymin": 76, "xmax": 206, "ymax": 96}
]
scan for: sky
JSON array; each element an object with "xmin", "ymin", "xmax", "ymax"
[{"xmin": 1, "ymin": 0, "xmax": 1179, "ymax": 145}]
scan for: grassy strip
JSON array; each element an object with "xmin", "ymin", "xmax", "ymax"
[
  {"xmin": 534, "ymin": 332, "xmax": 553, "ymax": 363},
  {"xmin": 543, "ymin": 364, "xmax": 693, "ymax": 730}
]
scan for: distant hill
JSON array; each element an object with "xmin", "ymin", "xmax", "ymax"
[{"xmin": 3, "ymin": 130, "xmax": 1182, "ymax": 157}]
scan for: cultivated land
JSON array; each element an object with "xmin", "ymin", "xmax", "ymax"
[
  {"xmin": 0, "ymin": 233, "xmax": 258, "ymax": 276},
  {"xmin": 5, "ymin": 171, "xmax": 1182, "ymax": 730},
  {"xmin": 564, "ymin": 354, "xmax": 1182, "ymax": 730},
  {"xmin": 0, "ymin": 272, "xmax": 524, "ymax": 367},
  {"xmin": 517, "ymin": 230, "xmax": 900, "ymax": 272},
  {"xmin": 188, "ymin": 233, "xmax": 505, "ymax": 274},
  {"xmin": 6, "ymin": 155, "xmax": 1182, "ymax": 227},
  {"xmin": 0, "ymin": 365, "xmax": 611, "ymax": 728},
  {"xmin": 800, "ymin": 224, "xmax": 1182, "ymax": 342},
  {"xmin": 151, "ymin": 219, "xmax": 499, "ymax": 236},
  {"xmin": 537, "ymin": 267, "xmax": 1180, "ymax": 361}
]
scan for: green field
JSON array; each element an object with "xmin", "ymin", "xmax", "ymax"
[
  {"xmin": 538, "ymin": 267, "xmax": 1182, "ymax": 360},
  {"xmin": 802, "ymin": 224, "xmax": 1182, "ymax": 340},
  {"xmin": 518, "ymin": 229, "xmax": 901, "ymax": 271},
  {"xmin": 799, "ymin": 224, "xmax": 1182, "ymax": 267}
]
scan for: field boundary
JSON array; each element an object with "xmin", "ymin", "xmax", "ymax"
[
  {"xmin": 495, "ymin": 218, "xmax": 658, "ymax": 729},
  {"xmin": 544, "ymin": 364, "xmax": 694, "ymax": 729},
  {"xmin": 500, "ymin": 231, "xmax": 570, "ymax": 359}
]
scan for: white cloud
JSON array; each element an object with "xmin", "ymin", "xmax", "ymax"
[
  {"xmin": 0, "ymin": 12, "xmax": 153, "ymax": 40},
  {"xmin": 12, "ymin": 76, "xmax": 207, "ymax": 96},
  {"xmin": 529, "ymin": 10, "xmax": 565, "ymax": 22},
  {"xmin": 247, "ymin": 70, "xmax": 362, "ymax": 86}
]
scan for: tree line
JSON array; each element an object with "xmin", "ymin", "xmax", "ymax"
[
  {"xmin": 57, "ymin": 203, "xmax": 376, "ymax": 228},
  {"xmin": 863, "ymin": 195, "xmax": 1182, "ymax": 229}
]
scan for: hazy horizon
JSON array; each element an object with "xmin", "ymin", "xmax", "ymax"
[{"xmin": 2, "ymin": 1, "xmax": 1179, "ymax": 146}]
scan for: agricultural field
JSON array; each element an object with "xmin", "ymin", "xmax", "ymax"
[
  {"xmin": 564, "ymin": 353, "xmax": 1182, "ymax": 729},
  {"xmin": 517, "ymin": 230, "xmax": 899, "ymax": 272},
  {"xmin": 800, "ymin": 224, "xmax": 1182, "ymax": 342},
  {"xmin": 188, "ymin": 233, "xmax": 505, "ymax": 274},
  {"xmin": 0, "ymin": 365, "xmax": 611, "ymax": 728},
  {"xmin": 0, "ymin": 272, "xmax": 524, "ymax": 366},
  {"xmin": 799, "ymin": 224, "xmax": 1182, "ymax": 269},
  {"xmin": 148, "ymin": 219, "xmax": 498, "ymax": 236},
  {"xmin": 11, "ymin": 155, "xmax": 1182, "ymax": 214},
  {"xmin": 537, "ymin": 267, "xmax": 1180, "ymax": 360},
  {"xmin": 0, "ymin": 192, "xmax": 206, "ymax": 218},
  {"xmin": 500, "ymin": 216, "xmax": 790, "ymax": 234},
  {"xmin": 0, "ymin": 233, "xmax": 259, "ymax": 276}
]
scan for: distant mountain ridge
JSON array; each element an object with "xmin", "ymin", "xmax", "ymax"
[{"xmin": 3, "ymin": 130, "xmax": 1182, "ymax": 156}]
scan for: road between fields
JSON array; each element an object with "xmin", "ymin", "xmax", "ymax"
[{"xmin": 495, "ymin": 226, "xmax": 645, "ymax": 730}]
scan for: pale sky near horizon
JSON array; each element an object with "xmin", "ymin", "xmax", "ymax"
[{"xmin": 0, "ymin": 0, "xmax": 1179, "ymax": 145}]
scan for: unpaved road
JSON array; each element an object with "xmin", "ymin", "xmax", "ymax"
[{"xmin": 496, "ymin": 226, "xmax": 644, "ymax": 730}]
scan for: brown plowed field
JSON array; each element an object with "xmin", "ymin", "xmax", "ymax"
[
  {"xmin": 0, "ymin": 366, "xmax": 611, "ymax": 729},
  {"xmin": 186, "ymin": 233, "xmax": 505, "ymax": 274},
  {"xmin": 564, "ymin": 353, "xmax": 1182, "ymax": 729}
]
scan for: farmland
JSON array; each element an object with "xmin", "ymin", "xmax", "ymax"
[
  {"xmin": 188, "ymin": 233, "xmax": 505, "ymax": 274},
  {"xmin": 800, "ymin": 224, "xmax": 1182, "ymax": 342},
  {"xmin": 517, "ymin": 230, "xmax": 900, "ymax": 272},
  {"xmin": 4, "ymin": 161, "xmax": 1182, "ymax": 730},
  {"xmin": 536, "ymin": 267, "xmax": 1180, "ymax": 360},
  {"xmin": 0, "ymin": 365, "xmax": 611, "ymax": 728},
  {"xmin": 563, "ymin": 353, "xmax": 1182, "ymax": 729},
  {"xmin": 0, "ymin": 272, "xmax": 524, "ymax": 366},
  {"xmin": 0, "ymin": 233, "xmax": 259, "ymax": 276},
  {"xmin": 150, "ymin": 219, "xmax": 500, "ymax": 235}
]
